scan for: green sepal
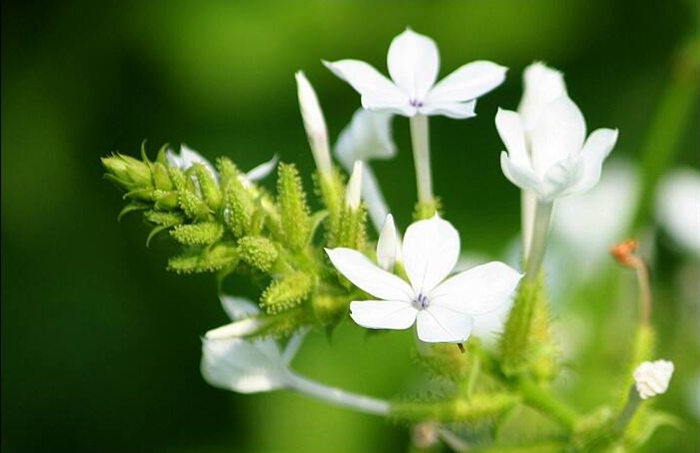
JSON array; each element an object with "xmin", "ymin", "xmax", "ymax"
[
  {"xmin": 237, "ymin": 236, "xmax": 279, "ymax": 272},
  {"xmin": 118, "ymin": 202, "xmax": 148, "ymax": 221},
  {"xmin": 277, "ymin": 163, "xmax": 311, "ymax": 251},
  {"xmin": 170, "ymin": 222, "xmax": 223, "ymax": 246},
  {"xmin": 191, "ymin": 163, "xmax": 222, "ymax": 211},
  {"xmin": 260, "ymin": 271, "xmax": 313, "ymax": 314},
  {"xmin": 144, "ymin": 210, "xmax": 184, "ymax": 227},
  {"xmin": 152, "ymin": 162, "xmax": 173, "ymax": 191},
  {"xmin": 146, "ymin": 225, "xmax": 171, "ymax": 247},
  {"xmin": 167, "ymin": 244, "xmax": 238, "ymax": 274}
]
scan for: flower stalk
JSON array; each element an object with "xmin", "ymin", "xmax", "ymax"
[
  {"xmin": 524, "ymin": 200, "xmax": 553, "ymax": 280},
  {"xmin": 409, "ymin": 114, "xmax": 434, "ymax": 208}
]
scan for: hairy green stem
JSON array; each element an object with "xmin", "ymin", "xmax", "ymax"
[{"xmin": 517, "ymin": 378, "xmax": 578, "ymax": 431}]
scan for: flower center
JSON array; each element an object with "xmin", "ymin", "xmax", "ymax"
[
  {"xmin": 409, "ymin": 98, "xmax": 424, "ymax": 108},
  {"xmin": 412, "ymin": 293, "xmax": 429, "ymax": 310}
]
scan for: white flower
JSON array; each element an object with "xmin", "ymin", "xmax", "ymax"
[
  {"xmin": 166, "ymin": 144, "xmax": 278, "ymax": 186},
  {"xmin": 296, "ymin": 71, "xmax": 333, "ymax": 175},
  {"xmin": 326, "ymin": 215, "xmax": 522, "ymax": 343},
  {"xmin": 201, "ymin": 295, "xmax": 303, "ymax": 394},
  {"xmin": 324, "ymin": 28, "xmax": 507, "ymax": 119},
  {"xmin": 633, "ymin": 360, "xmax": 675, "ymax": 400},
  {"xmin": 334, "ymin": 109, "xmax": 397, "ymax": 230},
  {"xmin": 345, "ymin": 161, "xmax": 363, "ymax": 210},
  {"xmin": 497, "ymin": 63, "xmax": 619, "ymax": 201},
  {"xmin": 655, "ymin": 168, "xmax": 700, "ymax": 256},
  {"xmin": 376, "ymin": 214, "xmax": 400, "ymax": 271}
]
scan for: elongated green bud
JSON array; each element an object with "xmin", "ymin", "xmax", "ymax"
[
  {"xmin": 238, "ymin": 236, "xmax": 279, "ymax": 272},
  {"xmin": 191, "ymin": 163, "xmax": 222, "ymax": 211},
  {"xmin": 391, "ymin": 393, "xmax": 519, "ymax": 423},
  {"xmin": 144, "ymin": 210, "xmax": 184, "ymax": 227},
  {"xmin": 170, "ymin": 222, "xmax": 223, "ymax": 246},
  {"xmin": 152, "ymin": 162, "xmax": 173, "ymax": 191},
  {"xmin": 102, "ymin": 154, "xmax": 153, "ymax": 190},
  {"xmin": 260, "ymin": 271, "xmax": 312, "ymax": 314},
  {"xmin": 277, "ymin": 163, "xmax": 311, "ymax": 251},
  {"xmin": 167, "ymin": 244, "xmax": 238, "ymax": 274}
]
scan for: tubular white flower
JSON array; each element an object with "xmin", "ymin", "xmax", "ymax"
[
  {"xmin": 655, "ymin": 168, "xmax": 700, "ymax": 256},
  {"xmin": 201, "ymin": 296, "xmax": 299, "ymax": 394},
  {"xmin": 324, "ymin": 29, "xmax": 506, "ymax": 119},
  {"xmin": 326, "ymin": 215, "xmax": 522, "ymax": 343},
  {"xmin": 633, "ymin": 360, "xmax": 675, "ymax": 400},
  {"xmin": 295, "ymin": 71, "xmax": 333, "ymax": 176},
  {"xmin": 345, "ymin": 161, "xmax": 363, "ymax": 210},
  {"xmin": 376, "ymin": 214, "xmax": 399, "ymax": 271},
  {"xmin": 496, "ymin": 64, "xmax": 619, "ymax": 202}
]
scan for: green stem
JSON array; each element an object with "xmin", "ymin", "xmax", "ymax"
[
  {"xmin": 525, "ymin": 200, "xmax": 553, "ymax": 280},
  {"xmin": 409, "ymin": 114, "xmax": 434, "ymax": 205},
  {"xmin": 517, "ymin": 378, "xmax": 578, "ymax": 431}
]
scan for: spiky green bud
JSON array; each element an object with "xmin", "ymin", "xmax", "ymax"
[
  {"xmin": 217, "ymin": 159, "xmax": 255, "ymax": 238},
  {"xmin": 167, "ymin": 244, "xmax": 238, "ymax": 274},
  {"xmin": 331, "ymin": 204, "xmax": 367, "ymax": 250},
  {"xmin": 277, "ymin": 163, "xmax": 311, "ymax": 251},
  {"xmin": 191, "ymin": 163, "xmax": 221, "ymax": 211},
  {"xmin": 238, "ymin": 236, "xmax": 278, "ymax": 272},
  {"xmin": 260, "ymin": 271, "xmax": 313, "ymax": 314},
  {"xmin": 144, "ymin": 210, "xmax": 184, "ymax": 227},
  {"xmin": 170, "ymin": 222, "xmax": 223, "ymax": 246}
]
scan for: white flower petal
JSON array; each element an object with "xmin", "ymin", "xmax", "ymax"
[
  {"xmin": 568, "ymin": 128, "xmax": 618, "ymax": 194},
  {"xmin": 655, "ymin": 168, "xmax": 700, "ymax": 255},
  {"xmin": 220, "ymin": 295, "xmax": 260, "ymax": 320},
  {"xmin": 633, "ymin": 360, "xmax": 675, "ymax": 400},
  {"xmin": 540, "ymin": 159, "xmax": 585, "ymax": 200},
  {"xmin": 345, "ymin": 161, "xmax": 364, "ymax": 209},
  {"xmin": 529, "ymin": 96, "xmax": 586, "ymax": 177},
  {"xmin": 326, "ymin": 247, "xmax": 413, "ymax": 301},
  {"xmin": 205, "ymin": 318, "xmax": 266, "ymax": 340},
  {"xmin": 334, "ymin": 109, "xmax": 397, "ymax": 171},
  {"xmin": 402, "ymin": 215, "xmax": 460, "ymax": 295},
  {"xmin": 500, "ymin": 151, "xmax": 542, "ymax": 194},
  {"xmin": 377, "ymin": 214, "xmax": 398, "ymax": 271},
  {"xmin": 387, "ymin": 29, "xmax": 439, "ymax": 101},
  {"xmin": 350, "ymin": 300, "xmax": 417, "ymax": 330},
  {"xmin": 363, "ymin": 166, "xmax": 391, "ymax": 232},
  {"xmin": 324, "ymin": 60, "xmax": 413, "ymax": 115},
  {"xmin": 201, "ymin": 336, "xmax": 288, "ymax": 394},
  {"xmin": 418, "ymin": 100, "xmax": 477, "ymax": 119},
  {"xmin": 518, "ymin": 62, "xmax": 568, "ymax": 131},
  {"xmin": 416, "ymin": 307, "xmax": 473, "ymax": 343},
  {"xmin": 495, "ymin": 109, "xmax": 530, "ymax": 167},
  {"xmin": 430, "ymin": 261, "xmax": 522, "ymax": 316},
  {"xmin": 427, "ymin": 61, "xmax": 507, "ymax": 104},
  {"xmin": 167, "ymin": 144, "xmax": 218, "ymax": 179},
  {"xmin": 281, "ymin": 330, "xmax": 307, "ymax": 365},
  {"xmin": 246, "ymin": 154, "xmax": 279, "ymax": 182}
]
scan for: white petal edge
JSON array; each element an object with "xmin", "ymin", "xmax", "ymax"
[
  {"xmin": 500, "ymin": 151, "xmax": 543, "ymax": 195},
  {"xmin": 334, "ymin": 109, "xmax": 397, "ymax": 170},
  {"xmin": 350, "ymin": 300, "xmax": 418, "ymax": 330},
  {"xmin": 325, "ymin": 247, "xmax": 413, "ymax": 301},
  {"xmin": 221, "ymin": 295, "xmax": 260, "ymax": 320},
  {"xmin": 402, "ymin": 215, "xmax": 460, "ymax": 295},
  {"xmin": 518, "ymin": 62, "xmax": 568, "ymax": 131},
  {"xmin": 387, "ymin": 29, "xmax": 440, "ymax": 101},
  {"xmin": 427, "ymin": 61, "xmax": 507, "ymax": 104},
  {"xmin": 246, "ymin": 154, "xmax": 280, "ymax": 182},
  {"xmin": 416, "ymin": 307, "xmax": 474, "ymax": 343},
  {"xmin": 495, "ymin": 109, "xmax": 529, "ymax": 167},
  {"xmin": 324, "ymin": 60, "xmax": 414, "ymax": 116},
  {"xmin": 568, "ymin": 128, "xmax": 618, "ymax": 194},
  {"xmin": 429, "ymin": 261, "xmax": 522, "ymax": 315},
  {"xmin": 419, "ymin": 100, "xmax": 477, "ymax": 119}
]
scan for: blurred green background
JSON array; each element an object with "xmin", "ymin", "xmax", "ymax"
[{"xmin": 2, "ymin": 1, "xmax": 698, "ymax": 452}]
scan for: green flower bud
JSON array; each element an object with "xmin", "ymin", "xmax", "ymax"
[
  {"xmin": 152, "ymin": 162, "xmax": 173, "ymax": 191},
  {"xmin": 179, "ymin": 190, "xmax": 211, "ymax": 221},
  {"xmin": 277, "ymin": 163, "xmax": 311, "ymax": 251},
  {"xmin": 144, "ymin": 210, "xmax": 184, "ymax": 226},
  {"xmin": 237, "ymin": 236, "xmax": 278, "ymax": 272},
  {"xmin": 154, "ymin": 191, "xmax": 179, "ymax": 211},
  {"xmin": 168, "ymin": 244, "xmax": 238, "ymax": 274},
  {"xmin": 170, "ymin": 222, "xmax": 223, "ymax": 246},
  {"xmin": 191, "ymin": 163, "xmax": 221, "ymax": 211},
  {"xmin": 261, "ymin": 271, "xmax": 312, "ymax": 314},
  {"xmin": 102, "ymin": 154, "xmax": 153, "ymax": 190}
]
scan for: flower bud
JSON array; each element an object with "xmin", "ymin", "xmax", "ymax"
[
  {"xmin": 345, "ymin": 161, "xmax": 363, "ymax": 210},
  {"xmin": 376, "ymin": 213, "xmax": 398, "ymax": 271},
  {"xmin": 295, "ymin": 71, "xmax": 332, "ymax": 176},
  {"xmin": 102, "ymin": 154, "xmax": 153, "ymax": 190},
  {"xmin": 633, "ymin": 360, "xmax": 674, "ymax": 399}
]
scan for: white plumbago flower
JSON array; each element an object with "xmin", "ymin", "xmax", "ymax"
[
  {"xmin": 655, "ymin": 168, "xmax": 700, "ymax": 256},
  {"xmin": 201, "ymin": 295, "xmax": 303, "ymax": 394},
  {"xmin": 376, "ymin": 213, "xmax": 400, "ymax": 271},
  {"xmin": 324, "ymin": 28, "xmax": 507, "ymax": 119},
  {"xmin": 497, "ymin": 63, "xmax": 619, "ymax": 201},
  {"xmin": 326, "ymin": 215, "xmax": 522, "ymax": 343},
  {"xmin": 335, "ymin": 109, "xmax": 397, "ymax": 231},
  {"xmin": 295, "ymin": 71, "xmax": 333, "ymax": 175},
  {"xmin": 345, "ymin": 161, "xmax": 364, "ymax": 210},
  {"xmin": 633, "ymin": 360, "xmax": 675, "ymax": 400}
]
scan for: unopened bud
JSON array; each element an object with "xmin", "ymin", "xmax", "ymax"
[
  {"xmin": 345, "ymin": 161, "xmax": 363, "ymax": 210},
  {"xmin": 295, "ymin": 71, "xmax": 332, "ymax": 176},
  {"xmin": 102, "ymin": 154, "xmax": 153, "ymax": 190},
  {"xmin": 376, "ymin": 213, "xmax": 398, "ymax": 271},
  {"xmin": 633, "ymin": 360, "xmax": 674, "ymax": 399}
]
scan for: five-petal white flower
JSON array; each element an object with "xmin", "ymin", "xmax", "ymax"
[
  {"xmin": 326, "ymin": 215, "xmax": 522, "ymax": 343},
  {"xmin": 633, "ymin": 360, "xmax": 675, "ymax": 400},
  {"xmin": 496, "ymin": 63, "xmax": 619, "ymax": 201},
  {"xmin": 324, "ymin": 29, "xmax": 507, "ymax": 119},
  {"xmin": 201, "ymin": 295, "xmax": 302, "ymax": 394}
]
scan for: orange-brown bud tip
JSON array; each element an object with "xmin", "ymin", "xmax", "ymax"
[{"xmin": 610, "ymin": 239, "xmax": 639, "ymax": 268}]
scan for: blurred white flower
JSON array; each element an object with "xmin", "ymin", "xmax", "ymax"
[
  {"xmin": 325, "ymin": 28, "xmax": 506, "ymax": 119},
  {"xmin": 326, "ymin": 215, "xmax": 521, "ymax": 343},
  {"xmin": 633, "ymin": 360, "xmax": 674, "ymax": 400},
  {"xmin": 345, "ymin": 161, "xmax": 364, "ymax": 210},
  {"xmin": 376, "ymin": 214, "xmax": 400, "ymax": 271},
  {"xmin": 655, "ymin": 168, "xmax": 700, "ymax": 256},
  {"xmin": 335, "ymin": 109, "xmax": 397, "ymax": 230},
  {"xmin": 497, "ymin": 62, "xmax": 618, "ymax": 202},
  {"xmin": 552, "ymin": 160, "xmax": 641, "ymax": 277},
  {"xmin": 296, "ymin": 71, "xmax": 333, "ymax": 176},
  {"xmin": 201, "ymin": 296, "xmax": 302, "ymax": 394}
]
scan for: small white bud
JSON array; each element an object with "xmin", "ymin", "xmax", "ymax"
[
  {"xmin": 345, "ymin": 161, "xmax": 363, "ymax": 210},
  {"xmin": 376, "ymin": 213, "xmax": 398, "ymax": 271},
  {"xmin": 633, "ymin": 360, "xmax": 674, "ymax": 400},
  {"xmin": 295, "ymin": 71, "xmax": 332, "ymax": 176}
]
